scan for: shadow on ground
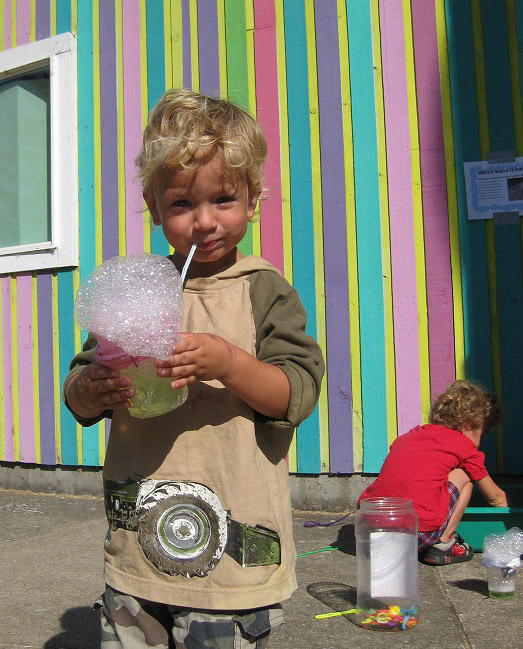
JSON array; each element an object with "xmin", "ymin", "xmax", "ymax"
[
  {"xmin": 329, "ymin": 523, "xmax": 356, "ymax": 555},
  {"xmin": 447, "ymin": 578, "xmax": 489, "ymax": 597},
  {"xmin": 44, "ymin": 606, "xmax": 101, "ymax": 649},
  {"xmin": 306, "ymin": 581, "xmax": 358, "ymax": 625}
]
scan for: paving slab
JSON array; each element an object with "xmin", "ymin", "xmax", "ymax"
[{"xmin": 0, "ymin": 490, "xmax": 521, "ymax": 649}]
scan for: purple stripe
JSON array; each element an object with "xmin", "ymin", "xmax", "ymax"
[
  {"xmin": 182, "ymin": 0, "xmax": 192, "ymax": 88},
  {"xmin": 35, "ymin": 0, "xmax": 50, "ymax": 41},
  {"xmin": 1, "ymin": 277, "xmax": 13, "ymax": 461},
  {"xmin": 37, "ymin": 272, "xmax": 56, "ymax": 465},
  {"xmin": 100, "ymin": 0, "xmax": 119, "ymax": 261},
  {"xmin": 17, "ymin": 273, "xmax": 35, "ymax": 463},
  {"xmin": 315, "ymin": 0, "xmax": 353, "ymax": 472},
  {"xmin": 197, "ymin": 1, "xmax": 220, "ymax": 97}
]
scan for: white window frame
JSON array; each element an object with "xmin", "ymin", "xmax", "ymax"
[{"xmin": 0, "ymin": 32, "xmax": 78, "ymax": 273}]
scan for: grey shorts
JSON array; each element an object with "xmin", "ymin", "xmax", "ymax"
[{"xmin": 97, "ymin": 584, "xmax": 284, "ymax": 648}]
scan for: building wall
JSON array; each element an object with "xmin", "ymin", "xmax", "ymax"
[{"xmin": 0, "ymin": 0, "xmax": 522, "ymax": 475}]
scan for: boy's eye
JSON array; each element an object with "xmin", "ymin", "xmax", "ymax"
[
  {"xmin": 172, "ymin": 199, "xmax": 191, "ymax": 208},
  {"xmin": 216, "ymin": 195, "xmax": 233, "ymax": 204}
]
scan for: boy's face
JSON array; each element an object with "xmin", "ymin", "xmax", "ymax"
[{"xmin": 144, "ymin": 155, "xmax": 258, "ymax": 274}]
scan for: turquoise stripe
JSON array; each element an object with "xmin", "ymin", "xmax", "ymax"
[
  {"xmin": 445, "ymin": 0, "xmax": 495, "ymax": 469},
  {"xmin": 345, "ymin": 0, "xmax": 387, "ymax": 472},
  {"xmin": 481, "ymin": 0, "xmax": 523, "ymax": 473},
  {"xmin": 146, "ymin": 1, "xmax": 170, "ymax": 257},
  {"xmin": 283, "ymin": 0, "xmax": 321, "ymax": 474},
  {"xmin": 57, "ymin": 270, "xmax": 78, "ymax": 465},
  {"xmin": 77, "ymin": 1, "xmax": 100, "ymax": 466},
  {"xmin": 55, "ymin": 0, "xmax": 72, "ymax": 34}
]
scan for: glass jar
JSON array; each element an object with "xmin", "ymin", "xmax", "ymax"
[
  {"xmin": 355, "ymin": 498, "xmax": 419, "ymax": 631},
  {"xmin": 120, "ymin": 360, "xmax": 188, "ymax": 419}
]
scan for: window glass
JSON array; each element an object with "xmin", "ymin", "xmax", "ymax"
[{"xmin": 0, "ymin": 67, "xmax": 51, "ymax": 248}]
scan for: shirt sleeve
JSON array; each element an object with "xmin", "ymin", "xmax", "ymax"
[
  {"xmin": 62, "ymin": 334, "xmax": 112, "ymax": 427},
  {"xmin": 248, "ymin": 270, "xmax": 325, "ymax": 427},
  {"xmin": 458, "ymin": 443, "xmax": 488, "ymax": 481}
]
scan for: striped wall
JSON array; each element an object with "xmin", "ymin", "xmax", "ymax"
[{"xmin": 1, "ymin": 0, "xmax": 522, "ymax": 475}]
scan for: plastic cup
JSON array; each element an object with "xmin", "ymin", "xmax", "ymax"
[{"xmin": 486, "ymin": 565, "xmax": 517, "ymax": 599}]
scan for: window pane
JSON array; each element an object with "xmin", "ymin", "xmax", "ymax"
[{"xmin": 0, "ymin": 67, "xmax": 51, "ymax": 248}]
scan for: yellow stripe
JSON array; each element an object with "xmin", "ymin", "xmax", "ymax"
[
  {"xmin": 274, "ymin": 0, "xmax": 295, "ymax": 471},
  {"xmin": 51, "ymin": 274, "xmax": 61, "ymax": 463},
  {"xmin": 189, "ymin": 0, "xmax": 199, "ymax": 91},
  {"xmin": 73, "ymin": 268, "xmax": 83, "ymax": 463},
  {"xmin": 10, "ymin": 277, "xmax": 19, "ymax": 461},
  {"xmin": 470, "ymin": 0, "xmax": 503, "ymax": 472},
  {"xmin": 93, "ymin": 1, "xmax": 103, "ymax": 267},
  {"xmin": 71, "ymin": 0, "xmax": 78, "ymax": 33},
  {"xmin": 403, "ymin": 0, "xmax": 430, "ymax": 419},
  {"xmin": 30, "ymin": 0, "xmax": 35, "ymax": 41},
  {"xmin": 140, "ymin": 0, "xmax": 150, "ymax": 253},
  {"xmin": 171, "ymin": 0, "xmax": 183, "ymax": 89},
  {"xmin": 305, "ymin": 0, "xmax": 329, "ymax": 472},
  {"xmin": 115, "ymin": 0, "xmax": 126, "ymax": 255},
  {"xmin": 370, "ymin": 0, "xmax": 397, "ymax": 448},
  {"xmin": 164, "ymin": 0, "xmax": 173, "ymax": 87},
  {"xmin": 435, "ymin": 0, "xmax": 465, "ymax": 378},
  {"xmin": 0, "ymin": 281, "xmax": 4, "ymax": 460},
  {"xmin": 217, "ymin": 0, "xmax": 227, "ymax": 98},
  {"xmin": 50, "ymin": 0, "xmax": 56, "ymax": 35},
  {"xmin": 338, "ymin": 0, "xmax": 363, "ymax": 468},
  {"xmin": 32, "ymin": 274, "xmax": 41, "ymax": 464}
]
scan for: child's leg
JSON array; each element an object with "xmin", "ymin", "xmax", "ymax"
[
  {"xmin": 439, "ymin": 468, "xmax": 472, "ymax": 542},
  {"xmin": 170, "ymin": 605, "xmax": 283, "ymax": 648},
  {"xmin": 99, "ymin": 584, "xmax": 172, "ymax": 648}
]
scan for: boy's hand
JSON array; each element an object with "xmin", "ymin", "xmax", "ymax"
[
  {"xmin": 156, "ymin": 333, "xmax": 235, "ymax": 389},
  {"xmin": 67, "ymin": 363, "xmax": 135, "ymax": 418}
]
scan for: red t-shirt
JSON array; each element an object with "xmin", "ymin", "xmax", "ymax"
[{"xmin": 358, "ymin": 424, "xmax": 488, "ymax": 531}]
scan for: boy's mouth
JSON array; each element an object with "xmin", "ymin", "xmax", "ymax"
[{"xmin": 196, "ymin": 240, "xmax": 218, "ymax": 251}]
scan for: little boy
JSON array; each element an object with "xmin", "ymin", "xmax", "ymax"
[
  {"xmin": 359, "ymin": 380, "xmax": 508, "ymax": 565},
  {"xmin": 64, "ymin": 89, "xmax": 324, "ymax": 648}
]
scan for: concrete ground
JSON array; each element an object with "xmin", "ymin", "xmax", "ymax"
[{"xmin": 0, "ymin": 488, "xmax": 521, "ymax": 649}]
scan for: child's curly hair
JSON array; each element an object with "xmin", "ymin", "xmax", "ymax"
[
  {"xmin": 136, "ymin": 88, "xmax": 267, "ymax": 199},
  {"xmin": 428, "ymin": 379, "xmax": 501, "ymax": 433}
]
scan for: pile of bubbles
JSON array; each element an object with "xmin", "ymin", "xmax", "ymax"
[
  {"xmin": 482, "ymin": 527, "xmax": 523, "ymax": 567},
  {"xmin": 75, "ymin": 253, "xmax": 183, "ymax": 362}
]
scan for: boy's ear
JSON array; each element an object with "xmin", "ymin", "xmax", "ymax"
[
  {"xmin": 144, "ymin": 191, "xmax": 161, "ymax": 226},
  {"xmin": 247, "ymin": 192, "xmax": 260, "ymax": 218}
]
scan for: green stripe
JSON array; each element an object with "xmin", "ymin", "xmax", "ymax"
[
  {"xmin": 346, "ymin": 0, "xmax": 388, "ymax": 472},
  {"xmin": 224, "ymin": 0, "xmax": 252, "ymax": 257},
  {"xmin": 146, "ymin": 0, "xmax": 170, "ymax": 257}
]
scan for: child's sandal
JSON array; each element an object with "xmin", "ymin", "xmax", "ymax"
[{"xmin": 420, "ymin": 533, "xmax": 474, "ymax": 566}]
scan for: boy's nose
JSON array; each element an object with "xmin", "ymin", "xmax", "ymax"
[{"xmin": 193, "ymin": 205, "xmax": 216, "ymax": 230}]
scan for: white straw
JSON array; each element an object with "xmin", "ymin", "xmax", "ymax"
[{"xmin": 180, "ymin": 243, "xmax": 197, "ymax": 285}]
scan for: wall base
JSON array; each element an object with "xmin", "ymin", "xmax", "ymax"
[{"xmin": 0, "ymin": 462, "xmax": 374, "ymax": 511}]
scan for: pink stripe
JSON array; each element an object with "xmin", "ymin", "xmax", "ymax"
[
  {"xmin": 4, "ymin": 1, "xmax": 12, "ymax": 49},
  {"xmin": 2, "ymin": 277, "xmax": 14, "ymax": 460},
  {"xmin": 411, "ymin": 0, "xmax": 455, "ymax": 398},
  {"xmin": 123, "ymin": 1, "xmax": 144, "ymax": 254},
  {"xmin": 254, "ymin": 1, "xmax": 284, "ymax": 272},
  {"xmin": 16, "ymin": 0, "xmax": 31, "ymax": 46},
  {"xmin": 379, "ymin": 0, "xmax": 421, "ymax": 434},
  {"xmin": 17, "ymin": 273, "xmax": 35, "ymax": 462}
]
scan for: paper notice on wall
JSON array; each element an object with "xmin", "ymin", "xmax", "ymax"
[
  {"xmin": 464, "ymin": 158, "xmax": 523, "ymax": 220},
  {"xmin": 369, "ymin": 532, "xmax": 415, "ymax": 599}
]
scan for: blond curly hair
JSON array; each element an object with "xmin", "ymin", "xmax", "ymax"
[
  {"xmin": 428, "ymin": 379, "xmax": 501, "ymax": 433},
  {"xmin": 136, "ymin": 88, "xmax": 267, "ymax": 198}
]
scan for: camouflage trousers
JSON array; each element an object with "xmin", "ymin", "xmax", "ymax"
[{"xmin": 98, "ymin": 584, "xmax": 284, "ymax": 648}]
